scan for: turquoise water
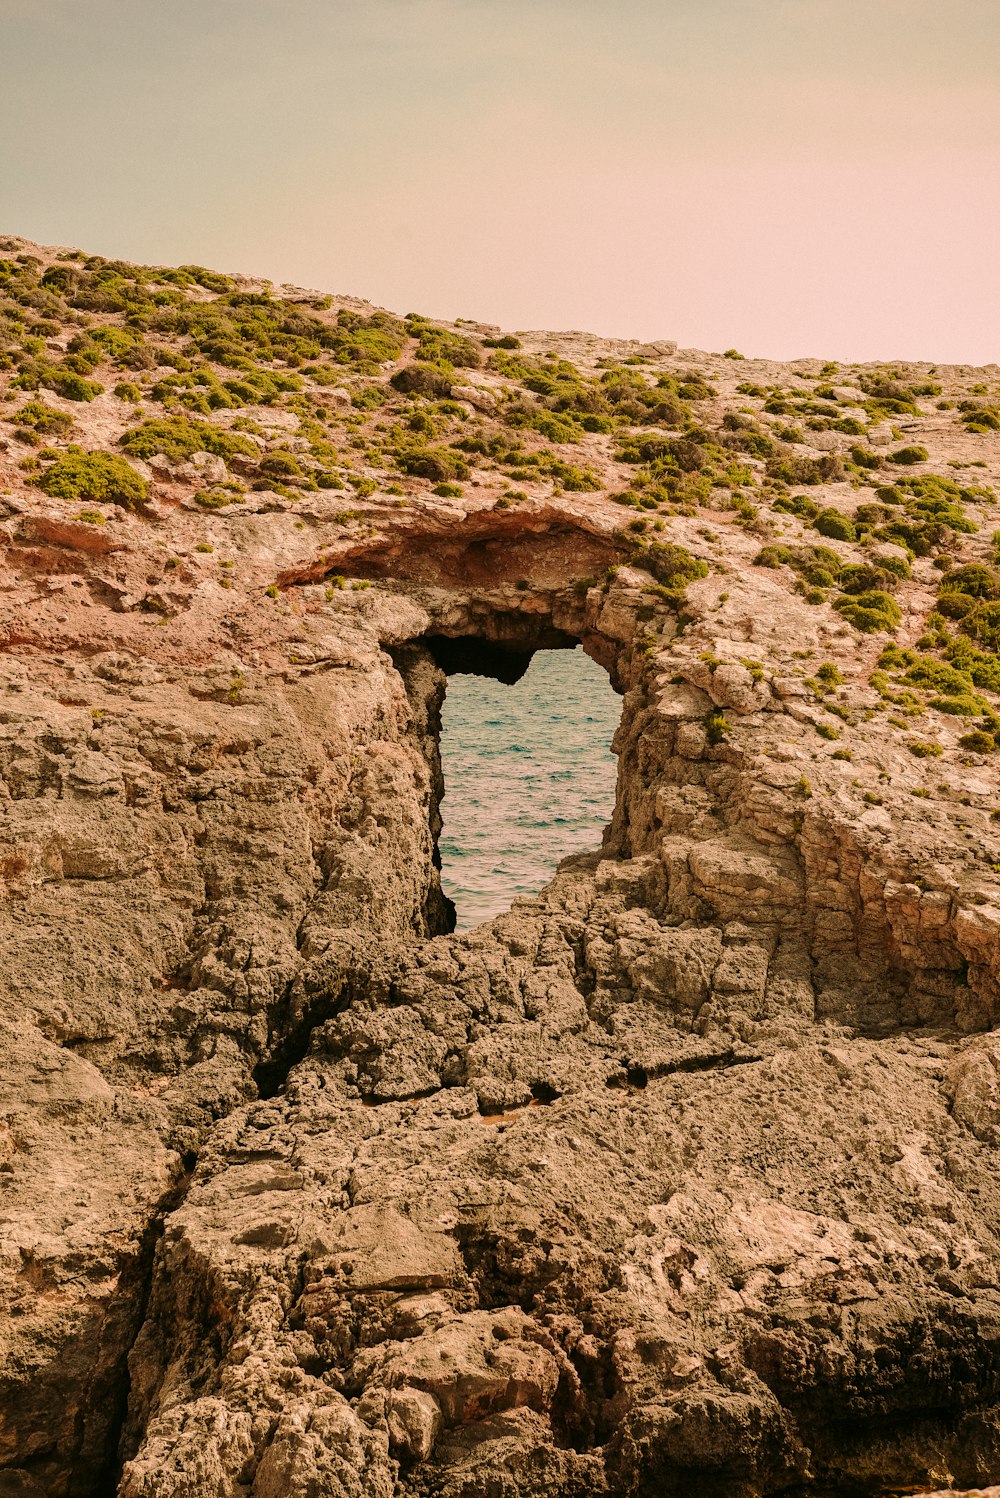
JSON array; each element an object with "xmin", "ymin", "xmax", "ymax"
[{"xmin": 438, "ymin": 646, "xmax": 621, "ymax": 931}]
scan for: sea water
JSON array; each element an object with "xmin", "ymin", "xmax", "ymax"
[{"xmin": 438, "ymin": 646, "xmax": 621, "ymax": 931}]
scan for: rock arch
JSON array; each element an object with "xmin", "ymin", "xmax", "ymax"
[{"xmin": 5, "ymin": 508, "xmax": 1000, "ymax": 1498}]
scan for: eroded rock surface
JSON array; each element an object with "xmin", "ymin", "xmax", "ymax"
[{"xmin": 1, "ymin": 237, "xmax": 1000, "ymax": 1495}]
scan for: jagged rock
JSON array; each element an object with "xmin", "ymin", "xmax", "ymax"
[
  {"xmin": 944, "ymin": 1035, "xmax": 1000, "ymax": 1144},
  {"xmin": 307, "ymin": 1206, "xmax": 464, "ymax": 1291},
  {"xmin": 386, "ymin": 1387, "xmax": 443, "ymax": 1461},
  {"xmin": 450, "ymin": 384, "xmax": 497, "ymax": 412},
  {"xmin": 2, "ymin": 234, "xmax": 1000, "ymax": 1498},
  {"xmin": 706, "ymin": 661, "xmax": 770, "ymax": 714}
]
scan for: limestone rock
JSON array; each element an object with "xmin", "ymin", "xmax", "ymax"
[
  {"xmin": 450, "ymin": 384, "xmax": 497, "ymax": 412},
  {"xmin": 1, "ymin": 233, "xmax": 1000, "ymax": 1498}
]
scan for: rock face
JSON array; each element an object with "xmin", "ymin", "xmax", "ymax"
[{"xmin": 1, "ymin": 236, "xmax": 1000, "ymax": 1496}]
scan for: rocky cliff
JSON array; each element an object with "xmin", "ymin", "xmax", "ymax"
[{"xmin": 1, "ymin": 236, "xmax": 1000, "ymax": 1496}]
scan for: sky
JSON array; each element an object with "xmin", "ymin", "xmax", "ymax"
[{"xmin": 1, "ymin": 0, "xmax": 998, "ymax": 363}]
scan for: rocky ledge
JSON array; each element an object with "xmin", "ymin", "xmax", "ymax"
[{"xmin": 1, "ymin": 237, "xmax": 1000, "ymax": 1496}]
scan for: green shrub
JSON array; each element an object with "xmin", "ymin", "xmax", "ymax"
[
  {"xmin": 120, "ymin": 416, "xmax": 256, "ymax": 464},
  {"xmin": 433, "ymin": 482, "xmax": 463, "ymax": 497},
  {"xmin": 938, "ymin": 591, "xmax": 978, "ymax": 621},
  {"xmin": 396, "ymin": 445, "xmax": 469, "ymax": 483},
  {"xmin": 156, "ymin": 295, "xmax": 402, "ymax": 374},
  {"xmin": 160, "ymin": 263, "xmax": 235, "ymax": 294},
  {"xmin": 754, "ymin": 545, "xmax": 794, "ymax": 568},
  {"xmin": 961, "ymin": 405, "xmax": 1000, "ymax": 433},
  {"xmin": 38, "ymin": 448, "xmax": 148, "ymax": 509},
  {"xmin": 857, "ymin": 372, "xmax": 920, "ymax": 417},
  {"xmin": 959, "ymin": 730, "xmax": 995, "ymax": 752},
  {"xmin": 904, "ymin": 657, "xmax": 975, "ymax": 696},
  {"xmin": 195, "ymin": 485, "xmax": 245, "ymax": 509},
  {"xmin": 719, "ymin": 423, "xmax": 773, "ymax": 458},
  {"xmin": 943, "ymin": 638, "xmax": 1000, "ymax": 693},
  {"xmin": 961, "ymin": 600, "xmax": 1000, "ymax": 651},
  {"xmin": 260, "ymin": 451, "xmax": 304, "ymax": 479},
  {"xmin": 513, "ymin": 408, "xmax": 582, "ymax": 443},
  {"xmin": 114, "ymin": 381, "xmax": 142, "ymax": 403},
  {"xmin": 909, "ymin": 741, "xmax": 943, "ymax": 758},
  {"xmin": 838, "ymin": 562, "xmax": 901, "ymax": 595},
  {"xmin": 807, "ymin": 567, "xmax": 837, "ymax": 589},
  {"xmin": 73, "ymin": 324, "xmax": 150, "ymax": 368},
  {"xmin": 483, "ymin": 335, "xmax": 521, "ymax": 350},
  {"xmin": 221, "ymin": 368, "xmax": 301, "ymax": 405},
  {"xmin": 705, "ymin": 710, "xmax": 729, "ymax": 744},
  {"xmin": 487, "ymin": 347, "xmax": 534, "ymax": 380},
  {"xmin": 66, "ymin": 260, "xmax": 161, "ymax": 316},
  {"xmin": 407, "ymin": 409, "xmax": 436, "ymax": 437},
  {"xmin": 350, "ymin": 383, "xmax": 388, "ymax": 410},
  {"xmin": 39, "ymin": 264, "xmax": 78, "ymax": 294},
  {"xmin": 929, "ymin": 695, "xmax": 984, "ymax": 716},
  {"xmin": 617, "ymin": 433, "xmax": 706, "ymax": 470},
  {"xmin": 940, "ymin": 563, "xmax": 999, "ymax": 600},
  {"xmin": 634, "ymin": 541, "xmax": 709, "ymax": 590},
  {"xmin": 410, "ymin": 324, "xmax": 481, "ymax": 368},
  {"xmin": 772, "ymin": 492, "xmax": 820, "ymax": 521},
  {"xmin": 890, "ymin": 445, "xmax": 929, "ymax": 465},
  {"xmin": 833, "ymin": 589, "xmax": 901, "ymax": 633},
  {"xmin": 815, "ymin": 508, "xmax": 856, "ymax": 541},
  {"xmin": 12, "ymin": 399, "xmax": 72, "ymax": 444},
  {"xmin": 482, "ymin": 439, "xmax": 600, "ymax": 491},
  {"xmin": 305, "ymin": 365, "xmax": 349, "ymax": 388},
  {"xmin": 876, "ymin": 554, "xmax": 911, "ymax": 580},
  {"xmin": 49, "ymin": 370, "xmax": 103, "ymax": 402},
  {"xmin": 870, "ymin": 473, "xmax": 978, "ymax": 555},
  {"xmin": 766, "ymin": 452, "xmax": 844, "ymax": 485},
  {"xmin": 151, "ymin": 368, "xmax": 238, "ymax": 414},
  {"xmin": 390, "ymin": 365, "xmax": 452, "ymax": 398}
]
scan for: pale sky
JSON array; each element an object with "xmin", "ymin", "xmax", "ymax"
[{"xmin": 2, "ymin": 0, "xmax": 998, "ymax": 363}]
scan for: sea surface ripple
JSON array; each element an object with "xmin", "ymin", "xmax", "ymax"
[{"xmin": 439, "ymin": 646, "xmax": 620, "ymax": 931}]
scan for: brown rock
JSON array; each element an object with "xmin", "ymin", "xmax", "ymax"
[{"xmin": 2, "ymin": 233, "xmax": 1000, "ymax": 1498}]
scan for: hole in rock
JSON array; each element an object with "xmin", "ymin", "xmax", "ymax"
[
  {"xmin": 529, "ymin": 1080, "xmax": 561, "ymax": 1104},
  {"xmin": 436, "ymin": 643, "xmax": 620, "ymax": 931}
]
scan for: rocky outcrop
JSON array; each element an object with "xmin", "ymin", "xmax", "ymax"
[{"xmin": 2, "ymin": 236, "xmax": 1000, "ymax": 1495}]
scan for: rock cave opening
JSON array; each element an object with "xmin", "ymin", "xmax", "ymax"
[{"xmin": 426, "ymin": 636, "xmax": 622, "ymax": 931}]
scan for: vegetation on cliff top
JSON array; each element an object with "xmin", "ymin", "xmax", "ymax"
[{"xmin": 3, "ymin": 235, "xmax": 1000, "ymax": 760}]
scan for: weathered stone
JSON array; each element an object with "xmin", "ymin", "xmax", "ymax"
[
  {"xmin": 450, "ymin": 384, "xmax": 497, "ymax": 412},
  {"xmin": 307, "ymin": 1206, "xmax": 465, "ymax": 1291},
  {"xmin": 1, "ymin": 233, "xmax": 1000, "ymax": 1498},
  {"xmin": 387, "ymin": 1388, "xmax": 443, "ymax": 1461}
]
